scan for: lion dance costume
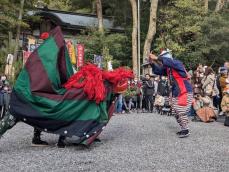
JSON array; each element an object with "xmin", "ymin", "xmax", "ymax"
[{"xmin": 0, "ymin": 27, "xmax": 133, "ymax": 146}]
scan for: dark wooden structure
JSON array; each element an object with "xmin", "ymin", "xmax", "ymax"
[{"xmin": 27, "ymin": 8, "xmax": 123, "ymax": 37}]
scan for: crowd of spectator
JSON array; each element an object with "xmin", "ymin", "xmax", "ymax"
[{"xmin": 115, "ymin": 61, "xmax": 229, "ymax": 126}]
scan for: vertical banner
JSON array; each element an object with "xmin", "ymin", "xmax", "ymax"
[
  {"xmin": 66, "ymin": 41, "xmax": 76, "ymax": 65},
  {"xmin": 77, "ymin": 44, "xmax": 84, "ymax": 68}
]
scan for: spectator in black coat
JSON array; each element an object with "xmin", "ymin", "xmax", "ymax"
[
  {"xmin": 142, "ymin": 74, "xmax": 155, "ymax": 112},
  {"xmin": 157, "ymin": 76, "xmax": 170, "ymax": 97}
]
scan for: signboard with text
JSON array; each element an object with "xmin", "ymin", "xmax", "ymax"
[{"xmin": 77, "ymin": 44, "xmax": 84, "ymax": 68}]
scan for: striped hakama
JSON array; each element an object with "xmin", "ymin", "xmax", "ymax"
[{"xmin": 171, "ymin": 93, "xmax": 193, "ymax": 130}]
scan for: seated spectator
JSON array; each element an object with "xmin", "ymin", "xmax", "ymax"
[
  {"xmin": 221, "ymin": 86, "xmax": 229, "ymax": 126},
  {"xmin": 193, "ymin": 94, "xmax": 217, "ymax": 122}
]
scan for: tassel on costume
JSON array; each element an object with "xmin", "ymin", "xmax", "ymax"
[{"xmin": 0, "ymin": 112, "xmax": 17, "ymax": 138}]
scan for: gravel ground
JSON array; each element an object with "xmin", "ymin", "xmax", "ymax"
[{"xmin": 0, "ymin": 113, "xmax": 228, "ymax": 172}]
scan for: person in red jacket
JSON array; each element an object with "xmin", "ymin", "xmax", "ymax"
[{"xmin": 149, "ymin": 50, "xmax": 193, "ymax": 138}]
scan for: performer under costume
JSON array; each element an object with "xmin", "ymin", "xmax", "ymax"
[
  {"xmin": 149, "ymin": 50, "xmax": 193, "ymax": 138},
  {"xmin": 0, "ymin": 26, "xmax": 133, "ymax": 146}
]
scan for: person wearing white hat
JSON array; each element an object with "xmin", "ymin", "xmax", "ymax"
[{"xmin": 149, "ymin": 49, "xmax": 193, "ymax": 138}]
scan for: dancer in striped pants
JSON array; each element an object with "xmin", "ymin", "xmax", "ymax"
[
  {"xmin": 172, "ymin": 93, "xmax": 193, "ymax": 132},
  {"xmin": 149, "ymin": 49, "xmax": 193, "ymax": 138}
]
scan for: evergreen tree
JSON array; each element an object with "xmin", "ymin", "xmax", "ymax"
[{"xmin": 153, "ymin": 0, "xmax": 229, "ymax": 68}]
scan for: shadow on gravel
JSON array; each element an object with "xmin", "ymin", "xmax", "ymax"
[
  {"xmin": 0, "ymin": 142, "xmax": 104, "ymax": 154},
  {"xmin": 217, "ymin": 116, "xmax": 225, "ymax": 123},
  {"xmin": 164, "ymin": 121, "xmax": 178, "ymax": 133}
]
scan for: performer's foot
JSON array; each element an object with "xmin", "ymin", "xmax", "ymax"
[
  {"xmin": 57, "ymin": 136, "xmax": 66, "ymax": 148},
  {"xmin": 32, "ymin": 128, "xmax": 48, "ymax": 146},
  {"xmin": 57, "ymin": 142, "xmax": 65, "ymax": 148},
  {"xmin": 178, "ymin": 129, "xmax": 190, "ymax": 138},
  {"xmin": 176, "ymin": 130, "xmax": 182, "ymax": 135},
  {"xmin": 94, "ymin": 138, "xmax": 101, "ymax": 142},
  {"xmin": 32, "ymin": 138, "xmax": 49, "ymax": 147}
]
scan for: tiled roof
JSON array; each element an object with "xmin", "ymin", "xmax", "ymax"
[{"xmin": 28, "ymin": 9, "xmax": 123, "ymax": 32}]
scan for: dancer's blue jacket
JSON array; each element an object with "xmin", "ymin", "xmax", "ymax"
[{"xmin": 151, "ymin": 57, "xmax": 193, "ymax": 99}]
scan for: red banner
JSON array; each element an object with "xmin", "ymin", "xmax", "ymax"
[{"xmin": 77, "ymin": 44, "xmax": 84, "ymax": 68}]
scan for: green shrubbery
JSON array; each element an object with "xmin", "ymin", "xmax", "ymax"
[{"xmin": 77, "ymin": 29, "xmax": 131, "ymax": 68}]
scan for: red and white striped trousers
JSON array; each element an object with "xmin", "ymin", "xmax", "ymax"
[{"xmin": 171, "ymin": 93, "xmax": 193, "ymax": 130}]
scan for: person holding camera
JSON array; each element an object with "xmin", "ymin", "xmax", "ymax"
[{"xmin": 149, "ymin": 49, "xmax": 193, "ymax": 138}]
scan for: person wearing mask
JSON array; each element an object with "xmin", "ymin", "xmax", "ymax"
[
  {"xmin": 1, "ymin": 75, "xmax": 9, "ymax": 86},
  {"xmin": 157, "ymin": 76, "xmax": 170, "ymax": 97},
  {"xmin": 134, "ymin": 78, "xmax": 143, "ymax": 113},
  {"xmin": 142, "ymin": 74, "xmax": 155, "ymax": 113},
  {"xmin": 149, "ymin": 49, "xmax": 193, "ymax": 138}
]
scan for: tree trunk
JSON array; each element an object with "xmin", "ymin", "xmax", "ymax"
[
  {"xmin": 204, "ymin": 0, "xmax": 208, "ymax": 12},
  {"xmin": 96, "ymin": 0, "xmax": 104, "ymax": 33},
  {"xmin": 129, "ymin": 0, "xmax": 138, "ymax": 75},
  {"xmin": 13, "ymin": 0, "xmax": 25, "ymax": 60},
  {"xmin": 143, "ymin": 0, "xmax": 158, "ymax": 62},
  {"xmin": 215, "ymin": 0, "xmax": 225, "ymax": 12},
  {"xmin": 92, "ymin": 0, "xmax": 96, "ymax": 14},
  {"xmin": 8, "ymin": 31, "xmax": 12, "ymax": 51}
]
